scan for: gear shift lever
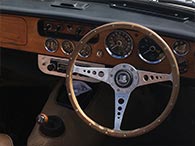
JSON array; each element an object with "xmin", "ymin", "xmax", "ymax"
[
  {"xmin": 37, "ymin": 113, "xmax": 49, "ymax": 124},
  {"xmin": 36, "ymin": 113, "xmax": 65, "ymax": 137}
]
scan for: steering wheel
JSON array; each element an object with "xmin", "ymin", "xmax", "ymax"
[{"xmin": 66, "ymin": 22, "xmax": 180, "ymax": 138}]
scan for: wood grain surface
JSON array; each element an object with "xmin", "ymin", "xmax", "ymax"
[{"xmin": 0, "ymin": 14, "xmax": 194, "ymax": 78}]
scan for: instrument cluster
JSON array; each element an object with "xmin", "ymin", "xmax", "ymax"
[
  {"xmin": 104, "ymin": 29, "xmax": 165, "ymax": 64},
  {"xmin": 42, "ymin": 19, "xmax": 191, "ymax": 68},
  {"xmin": 104, "ymin": 30, "xmax": 191, "ymax": 66}
]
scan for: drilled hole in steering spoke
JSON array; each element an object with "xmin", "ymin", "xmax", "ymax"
[
  {"xmin": 150, "ymin": 75, "xmax": 154, "ymax": 80},
  {"xmin": 118, "ymin": 98, "xmax": 124, "ymax": 104},
  {"xmin": 118, "ymin": 106, "xmax": 122, "ymax": 111},
  {"xmin": 144, "ymin": 75, "xmax": 149, "ymax": 81}
]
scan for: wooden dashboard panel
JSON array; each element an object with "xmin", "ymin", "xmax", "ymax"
[
  {"xmin": 0, "ymin": 14, "xmax": 195, "ymax": 78},
  {"xmin": 0, "ymin": 15, "xmax": 27, "ymax": 45}
]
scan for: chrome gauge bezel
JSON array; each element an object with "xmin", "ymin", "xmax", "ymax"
[
  {"xmin": 61, "ymin": 40, "xmax": 75, "ymax": 55},
  {"xmin": 105, "ymin": 30, "xmax": 133, "ymax": 59},
  {"xmin": 78, "ymin": 44, "xmax": 92, "ymax": 58},
  {"xmin": 138, "ymin": 37, "xmax": 165, "ymax": 64},
  {"xmin": 44, "ymin": 38, "xmax": 59, "ymax": 53},
  {"xmin": 173, "ymin": 40, "xmax": 190, "ymax": 57},
  {"xmin": 138, "ymin": 52, "xmax": 165, "ymax": 64}
]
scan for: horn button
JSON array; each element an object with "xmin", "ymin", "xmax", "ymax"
[
  {"xmin": 115, "ymin": 70, "xmax": 133, "ymax": 88},
  {"xmin": 109, "ymin": 64, "xmax": 138, "ymax": 90}
]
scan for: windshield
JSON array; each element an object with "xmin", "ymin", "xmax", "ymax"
[{"xmin": 78, "ymin": 0, "xmax": 195, "ymax": 8}]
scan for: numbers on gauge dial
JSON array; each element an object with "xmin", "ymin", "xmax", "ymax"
[{"xmin": 105, "ymin": 30, "xmax": 133, "ymax": 59}]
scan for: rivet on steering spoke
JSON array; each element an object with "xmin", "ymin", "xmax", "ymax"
[
  {"xmin": 94, "ymin": 30, "xmax": 97, "ymax": 33},
  {"xmin": 123, "ymin": 134, "xmax": 127, "ymax": 137},
  {"xmin": 89, "ymin": 123, "xmax": 92, "ymax": 126},
  {"xmin": 80, "ymin": 41, "xmax": 83, "ymax": 44},
  {"xmin": 68, "ymin": 93, "xmax": 71, "ymax": 96},
  {"xmin": 105, "ymin": 131, "xmax": 108, "ymax": 134},
  {"xmin": 158, "ymin": 119, "xmax": 161, "ymax": 123},
  {"xmin": 66, "ymin": 75, "xmax": 69, "ymax": 78},
  {"xmin": 75, "ymin": 109, "xmax": 79, "ymax": 112}
]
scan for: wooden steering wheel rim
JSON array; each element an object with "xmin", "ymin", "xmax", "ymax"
[{"xmin": 66, "ymin": 22, "xmax": 180, "ymax": 138}]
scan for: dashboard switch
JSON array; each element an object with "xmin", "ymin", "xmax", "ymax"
[
  {"xmin": 44, "ymin": 23, "xmax": 52, "ymax": 31},
  {"xmin": 55, "ymin": 24, "xmax": 63, "ymax": 32},
  {"xmin": 76, "ymin": 27, "xmax": 83, "ymax": 36},
  {"xmin": 177, "ymin": 58, "xmax": 188, "ymax": 74}
]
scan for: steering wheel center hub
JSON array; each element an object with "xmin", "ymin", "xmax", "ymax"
[{"xmin": 115, "ymin": 70, "xmax": 133, "ymax": 88}]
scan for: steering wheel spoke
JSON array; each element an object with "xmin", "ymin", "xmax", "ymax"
[
  {"xmin": 137, "ymin": 70, "xmax": 173, "ymax": 87},
  {"xmin": 114, "ymin": 91, "xmax": 131, "ymax": 130},
  {"xmin": 73, "ymin": 65, "xmax": 112, "ymax": 83}
]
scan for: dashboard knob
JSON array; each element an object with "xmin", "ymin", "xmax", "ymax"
[{"xmin": 47, "ymin": 63, "xmax": 56, "ymax": 71}]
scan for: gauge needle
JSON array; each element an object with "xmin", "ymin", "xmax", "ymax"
[
  {"xmin": 143, "ymin": 49, "xmax": 151, "ymax": 55},
  {"xmin": 111, "ymin": 44, "xmax": 119, "ymax": 50}
]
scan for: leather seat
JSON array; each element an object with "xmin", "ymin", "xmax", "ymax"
[{"xmin": 0, "ymin": 134, "xmax": 14, "ymax": 146}]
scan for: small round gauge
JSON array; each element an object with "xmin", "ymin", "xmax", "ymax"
[
  {"xmin": 45, "ymin": 38, "xmax": 59, "ymax": 53},
  {"xmin": 138, "ymin": 37, "xmax": 165, "ymax": 64},
  {"xmin": 105, "ymin": 30, "xmax": 133, "ymax": 59},
  {"xmin": 173, "ymin": 40, "xmax": 190, "ymax": 56},
  {"xmin": 61, "ymin": 40, "xmax": 75, "ymax": 55},
  {"xmin": 79, "ymin": 44, "xmax": 92, "ymax": 58}
]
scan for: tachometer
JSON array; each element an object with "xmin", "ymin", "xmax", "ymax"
[
  {"xmin": 138, "ymin": 37, "xmax": 165, "ymax": 64},
  {"xmin": 105, "ymin": 30, "xmax": 133, "ymax": 59}
]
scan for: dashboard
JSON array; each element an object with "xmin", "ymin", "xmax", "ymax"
[{"xmin": 0, "ymin": 14, "xmax": 195, "ymax": 80}]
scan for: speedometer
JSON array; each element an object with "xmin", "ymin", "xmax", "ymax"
[
  {"xmin": 105, "ymin": 30, "xmax": 133, "ymax": 59},
  {"xmin": 138, "ymin": 37, "xmax": 165, "ymax": 64}
]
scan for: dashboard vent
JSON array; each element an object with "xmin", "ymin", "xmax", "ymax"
[{"xmin": 51, "ymin": 0, "xmax": 89, "ymax": 10}]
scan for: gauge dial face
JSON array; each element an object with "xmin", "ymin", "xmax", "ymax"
[
  {"xmin": 45, "ymin": 38, "xmax": 59, "ymax": 53},
  {"xmin": 138, "ymin": 37, "xmax": 165, "ymax": 64},
  {"xmin": 61, "ymin": 40, "xmax": 75, "ymax": 55},
  {"xmin": 173, "ymin": 40, "xmax": 190, "ymax": 56},
  {"xmin": 105, "ymin": 30, "xmax": 133, "ymax": 59},
  {"xmin": 79, "ymin": 44, "xmax": 92, "ymax": 58}
]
